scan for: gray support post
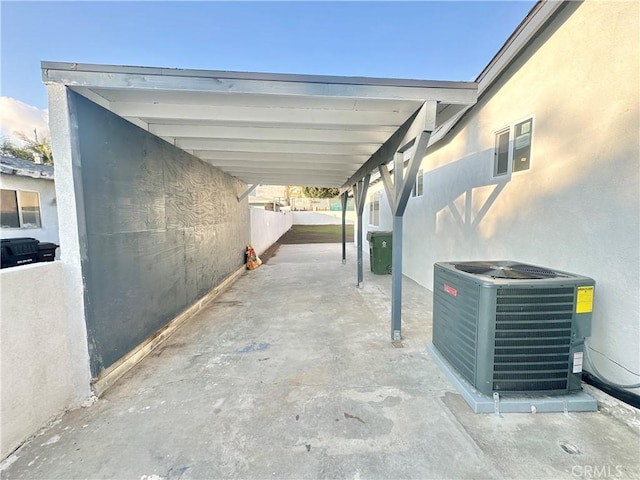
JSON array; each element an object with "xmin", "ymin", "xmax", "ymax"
[
  {"xmin": 379, "ymin": 163, "xmax": 395, "ymax": 208},
  {"xmin": 391, "ymin": 151, "xmax": 405, "ymax": 341},
  {"xmin": 341, "ymin": 191, "xmax": 348, "ymax": 264},
  {"xmin": 391, "ymin": 214, "xmax": 404, "ymax": 341},
  {"xmin": 357, "ymin": 202, "xmax": 364, "ymax": 287},
  {"xmin": 357, "ymin": 199, "xmax": 363, "ymax": 286},
  {"xmin": 387, "ymin": 106, "xmax": 435, "ymax": 341},
  {"xmin": 353, "ymin": 174, "xmax": 370, "ymax": 288}
]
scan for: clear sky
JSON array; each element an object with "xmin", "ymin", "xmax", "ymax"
[{"xmin": 1, "ymin": 0, "xmax": 536, "ymax": 111}]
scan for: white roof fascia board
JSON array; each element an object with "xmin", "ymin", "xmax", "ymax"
[
  {"xmin": 476, "ymin": 0, "xmax": 566, "ymax": 94},
  {"xmin": 42, "ymin": 61, "xmax": 475, "ymax": 90},
  {"xmin": 43, "ymin": 64, "xmax": 476, "ymax": 103}
]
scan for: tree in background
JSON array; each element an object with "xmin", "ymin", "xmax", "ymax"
[
  {"xmin": 302, "ymin": 187, "xmax": 340, "ymax": 198},
  {"xmin": 1, "ymin": 129, "xmax": 53, "ymax": 165}
]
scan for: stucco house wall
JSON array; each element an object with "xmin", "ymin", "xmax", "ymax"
[{"xmin": 366, "ymin": 0, "xmax": 639, "ymax": 388}]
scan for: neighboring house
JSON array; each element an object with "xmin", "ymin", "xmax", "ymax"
[
  {"xmin": 362, "ymin": 1, "xmax": 639, "ymax": 389},
  {"xmin": 248, "ymin": 195, "xmax": 286, "ymax": 211},
  {"xmin": 0, "ymin": 155, "xmax": 59, "ymax": 245},
  {"xmin": 248, "ymin": 185, "xmax": 289, "ymax": 210}
]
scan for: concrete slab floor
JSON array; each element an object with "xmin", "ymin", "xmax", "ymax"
[{"xmin": 2, "ymin": 244, "xmax": 639, "ymax": 480}]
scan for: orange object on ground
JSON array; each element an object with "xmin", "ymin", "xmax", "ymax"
[{"xmin": 246, "ymin": 245, "xmax": 262, "ymax": 270}]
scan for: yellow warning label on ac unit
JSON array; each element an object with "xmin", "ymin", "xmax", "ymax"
[{"xmin": 576, "ymin": 286, "xmax": 594, "ymax": 313}]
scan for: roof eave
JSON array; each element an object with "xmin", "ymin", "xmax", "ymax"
[
  {"xmin": 475, "ymin": 0, "xmax": 567, "ymax": 94},
  {"xmin": 41, "ymin": 61, "xmax": 476, "ymax": 92}
]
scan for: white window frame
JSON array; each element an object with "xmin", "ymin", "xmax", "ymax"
[
  {"xmin": 369, "ymin": 191, "xmax": 380, "ymax": 227},
  {"xmin": 493, "ymin": 127, "xmax": 511, "ymax": 177},
  {"xmin": 1, "ymin": 189, "xmax": 43, "ymax": 229},
  {"xmin": 493, "ymin": 116, "xmax": 534, "ymax": 177}
]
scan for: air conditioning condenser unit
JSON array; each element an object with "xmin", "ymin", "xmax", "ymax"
[{"xmin": 432, "ymin": 261, "xmax": 594, "ymax": 396}]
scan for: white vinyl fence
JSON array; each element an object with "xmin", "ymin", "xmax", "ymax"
[{"xmin": 250, "ymin": 207, "xmax": 293, "ymax": 255}]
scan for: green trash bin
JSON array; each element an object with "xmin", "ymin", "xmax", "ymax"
[{"xmin": 366, "ymin": 231, "xmax": 393, "ymax": 274}]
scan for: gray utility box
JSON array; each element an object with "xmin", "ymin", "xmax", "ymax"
[{"xmin": 432, "ymin": 261, "xmax": 594, "ymax": 396}]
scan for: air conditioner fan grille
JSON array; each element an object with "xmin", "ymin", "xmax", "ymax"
[
  {"xmin": 454, "ymin": 261, "xmax": 564, "ymax": 279},
  {"xmin": 492, "ymin": 286, "xmax": 574, "ymax": 392}
]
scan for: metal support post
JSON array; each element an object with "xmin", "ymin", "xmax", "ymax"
[
  {"xmin": 391, "ymin": 214, "xmax": 403, "ymax": 341},
  {"xmin": 341, "ymin": 191, "xmax": 348, "ymax": 264},
  {"xmin": 353, "ymin": 174, "xmax": 370, "ymax": 288},
  {"xmin": 391, "ymin": 150, "xmax": 404, "ymax": 341},
  {"xmin": 357, "ymin": 208, "xmax": 363, "ymax": 286},
  {"xmin": 387, "ymin": 108, "xmax": 434, "ymax": 341},
  {"xmin": 237, "ymin": 184, "xmax": 259, "ymax": 202},
  {"xmin": 339, "ymin": 100, "xmax": 440, "ymax": 341}
]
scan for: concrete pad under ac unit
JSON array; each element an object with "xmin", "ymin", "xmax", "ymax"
[{"xmin": 427, "ymin": 343, "xmax": 598, "ymax": 414}]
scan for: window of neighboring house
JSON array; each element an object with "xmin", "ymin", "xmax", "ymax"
[
  {"xmin": 1, "ymin": 189, "xmax": 42, "ymax": 229},
  {"xmin": 412, "ymin": 169, "xmax": 424, "ymax": 197},
  {"xmin": 493, "ymin": 117, "xmax": 533, "ymax": 176},
  {"xmin": 369, "ymin": 192, "xmax": 380, "ymax": 226}
]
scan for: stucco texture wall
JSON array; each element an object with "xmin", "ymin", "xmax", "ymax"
[
  {"xmin": 0, "ymin": 175, "xmax": 59, "ymax": 245},
  {"xmin": 396, "ymin": 1, "xmax": 639, "ymax": 387},
  {"xmin": 71, "ymin": 92, "xmax": 250, "ymax": 377},
  {"xmin": 0, "ymin": 262, "xmax": 91, "ymax": 459}
]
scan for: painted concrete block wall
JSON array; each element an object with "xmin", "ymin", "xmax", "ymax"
[
  {"xmin": 373, "ymin": 1, "xmax": 639, "ymax": 388},
  {"xmin": 250, "ymin": 207, "xmax": 293, "ymax": 255},
  {"xmin": 0, "ymin": 175, "xmax": 59, "ymax": 244},
  {"xmin": 0, "ymin": 262, "xmax": 91, "ymax": 459},
  {"xmin": 71, "ymin": 92, "xmax": 250, "ymax": 377}
]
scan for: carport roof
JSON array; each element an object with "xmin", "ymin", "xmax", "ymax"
[{"xmin": 42, "ymin": 62, "xmax": 477, "ymax": 188}]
